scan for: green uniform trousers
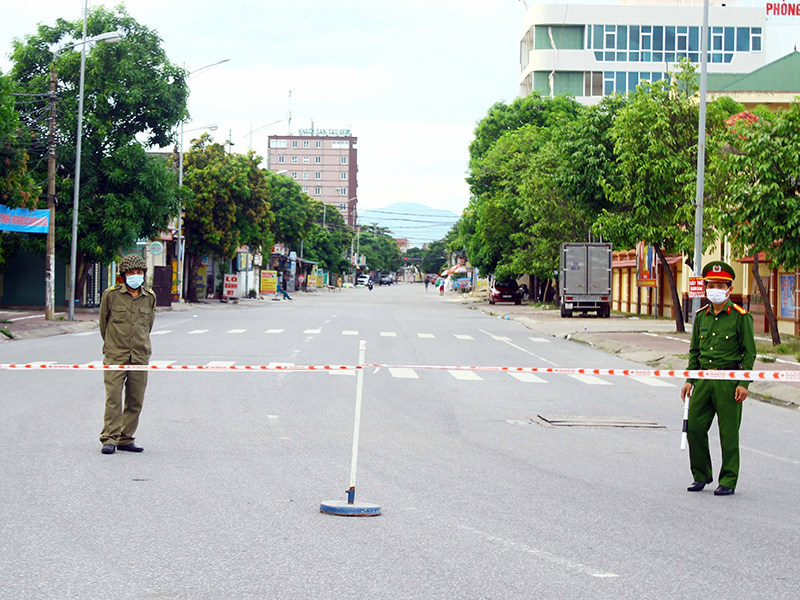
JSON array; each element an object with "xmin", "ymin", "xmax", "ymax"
[
  {"xmin": 687, "ymin": 379, "xmax": 743, "ymax": 490},
  {"xmin": 100, "ymin": 369, "xmax": 148, "ymax": 447}
]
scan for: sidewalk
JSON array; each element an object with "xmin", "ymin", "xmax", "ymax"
[
  {"xmin": 0, "ymin": 291, "xmax": 309, "ymax": 343},
  {"xmin": 458, "ymin": 293, "xmax": 800, "ymax": 409}
]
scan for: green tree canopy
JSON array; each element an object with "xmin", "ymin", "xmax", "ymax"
[{"xmin": 10, "ymin": 5, "xmax": 188, "ymax": 300}]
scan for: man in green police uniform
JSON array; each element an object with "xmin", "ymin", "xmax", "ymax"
[
  {"xmin": 680, "ymin": 261, "xmax": 756, "ymax": 496},
  {"xmin": 98, "ymin": 254, "xmax": 157, "ymax": 455}
]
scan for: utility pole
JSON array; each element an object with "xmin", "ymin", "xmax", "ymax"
[
  {"xmin": 322, "ymin": 203, "xmax": 326, "ymax": 228},
  {"xmin": 45, "ymin": 63, "xmax": 58, "ymax": 320}
]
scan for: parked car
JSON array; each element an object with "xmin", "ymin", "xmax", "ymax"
[
  {"xmin": 489, "ymin": 280, "xmax": 522, "ymax": 305},
  {"xmin": 379, "ymin": 274, "xmax": 393, "ymax": 285},
  {"xmin": 357, "ymin": 274, "xmax": 370, "ymax": 286}
]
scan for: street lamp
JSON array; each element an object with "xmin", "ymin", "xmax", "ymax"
[
  {"xmin": 66, "ymin": 0, "xmax": 122, "ymax": 321},
  {"xmin": 177, "ymin": 123, "xmax": 218, "ymax": 302}
]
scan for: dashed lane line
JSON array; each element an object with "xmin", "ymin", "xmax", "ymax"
[
  {"xmin": 304, "ymin": 329, "xmax": 321, "ymax": 334},
  {"xmin": 151, "ymin": 330, "xmax": 172, "ymax": 335},
  {"xmin": 188, "ymin": 329, "xmax": 208, "ymax": 335},
  {"xmin": 454, "ymin": 335, "xmax": 474, "ymax": 340},
  {"xmin": 342, "ymin": 330, "xmax": 359, "ymax": 336},
  {"xmin": 508, "ymin": 372, "xmax": 547, "ymax": 383},
  {"xmin": 629, "ymin": 375, "xmax": 674, "ymax": 388},
  {"xmin": 380, "ymin": 332, "xmax": 397, "ymax": 337},
  {"xmin": 479, "ymin": 329, "xmax": 559, "ymax": 367},
  {"xmin": 266, "ymin": 329, "xmax": 284, "ymax": 334},
  {"xmin": 529, "ymin": 337, "xmax": 551, "ymax": 343},
  {"xmin": 449, "ymin": 370, "xmax": 483, "ymax": 381},
  {"xmin": 417, "ymin": 333, "xmax": 435, "ymax": 339},
  {"xmin": 226, "ymin": 329, "xmax": 246, "ymax": 334},
  {"xmin": 389, "ymin": 368, "xmax": 419, "ymax": 379},
  {"xmin": 568, "ymin": 374, "xmax": 612, "ymax": 386}
]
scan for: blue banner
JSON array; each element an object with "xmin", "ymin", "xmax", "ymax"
[{"xmin": 0, "ymin": 204, "xmax": 49, "ymax": 233}]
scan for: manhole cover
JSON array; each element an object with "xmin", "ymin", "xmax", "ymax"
[{"xmin": 534, "ymin": 415, "xmax": 665, "ymax": 429}]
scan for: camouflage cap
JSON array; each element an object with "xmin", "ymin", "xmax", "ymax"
[{"xmin": 119, "ymin": 254, "xmax": 147, "ymax": 274}]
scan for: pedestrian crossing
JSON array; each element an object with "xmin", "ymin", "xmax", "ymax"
[{"xmin": 43, "ymin": 358, "xmax": 674, "ymax": 387}]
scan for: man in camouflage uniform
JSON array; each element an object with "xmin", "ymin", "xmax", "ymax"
[
  {"xmin": 98, "ymin": 254, "xmax": 157, "ymax": 454},
  {"xmin": 681, "ymin": 261, "xmax": 756, "ymax": 495}
]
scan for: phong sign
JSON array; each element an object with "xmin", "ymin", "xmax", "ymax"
[{"xmin": 766, "ymin": 2, "xmax": 800, "ymax": 16}]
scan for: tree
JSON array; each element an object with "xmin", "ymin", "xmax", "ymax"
[
  {"xmin": 182, "ymin": 136, "xmax": 273, "ymax": 302},
  {"xmin": 267, "ymin": 173, "xmax": 316, "ymax": 248},
  {"xmin": 10, "ymin": 5, "xmax": 187, "ymax": 300},
  {"xmin": 596, "ymin": 63, "xmax": 727, "ymax": 332},
  {"xmin": 302, "ymin": 199, "xmax": 353, "ymax": 276},
  {"xmin": 421, "ymin": 240, "xmax": 447, "ymax": 274},
  {"xmin": 713, "ymin": 104, "xmax": 800, "ymax": 345},
  {"xmin": 357, "ymin": 230, "xmax": 402, "ymax": 273}
]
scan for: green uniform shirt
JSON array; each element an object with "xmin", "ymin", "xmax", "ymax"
[
  {"xmin": 686, "ymin": 299, "xmax": 756, "ymax": 388},
  {"xmin": 99, "ymin": 284, "xmax": 157, "ymax": 365}
]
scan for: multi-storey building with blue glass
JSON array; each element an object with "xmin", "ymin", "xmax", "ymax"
[{"xmin": 519, "ymin": 1, "xmax": 768, "ymax": 103}]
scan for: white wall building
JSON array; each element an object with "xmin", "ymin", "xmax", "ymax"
[{"xmin": 520, "ymin": 0, "xmax": 769, "ymax": 104}]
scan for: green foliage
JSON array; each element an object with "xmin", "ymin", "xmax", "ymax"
[
  {"xmin": 420, "ymin": 240, "xmax": 447, "ymax": 274},
  {"xmin": 301, "ymin": 199, "xmax": 353, "ymax": 274},
  {"xmin": 9, "ymin": 5, "xmax": 188, "ymax": 298},
  {"xmin": 357, "ymin": 229, "xmax": 402, "ymax": 273},
  {"xmin": 713, "ymin": 100, "xmax": 800, "ymax": 272},
  {"xmin": 267, "ymin": 173, "xmax": 316, "ymax": 248}
]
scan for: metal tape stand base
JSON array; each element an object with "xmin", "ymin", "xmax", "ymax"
[{"xmin": 319, "ymin": 500, "xmax": 381, "ymax": 517}]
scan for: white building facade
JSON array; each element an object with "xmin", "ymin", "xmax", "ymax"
[{"xmin": 520, "ymin": 0, "xmax": 768, "ymax": 103}]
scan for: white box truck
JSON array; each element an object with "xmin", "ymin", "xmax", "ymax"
[{"xmin": 559, "ymin": 242, "xmax": 612, "ymax": 318}]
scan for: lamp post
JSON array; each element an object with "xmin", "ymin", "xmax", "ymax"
[
  {"xmin": 65, "ymin": 2, "xmax": 122, "ymax": 321},
  {"xmin": 177, "ymin": 123, "xmax": 218, "ymax": 302}
]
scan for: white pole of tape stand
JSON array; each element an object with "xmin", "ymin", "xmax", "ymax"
[
  {"xmin": 681, "ymin": 392, "xmax": 691, "ymax": 451},
  {"xmin": 320, "ymin": 340, "xmax": 381, "ymax": 516}
]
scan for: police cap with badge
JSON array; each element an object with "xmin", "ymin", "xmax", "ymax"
[{"xmin": 703, "ymin": 261, "xmax": 735, "ymax": 284}]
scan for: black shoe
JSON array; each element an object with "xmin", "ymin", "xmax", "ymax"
[
  {"xmin": 687, "ymin": 478, "xmax": 713, "ymax": 492},
  {"xmin": 714, "ymin": 485, "xmax": 735, "ymax": 496},
  {"xmin": 117, "ymin": 443, "xmax": 144, "ymax": 453},
  {"xmin": 101, "ymin": 444, "xmax": 116, "ymax": 454}
]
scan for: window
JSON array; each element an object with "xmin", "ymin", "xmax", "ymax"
[
  {"xmin": 712, "ymin": 27, "xmax": 723, "ymax": 51},
  {"xmin": 315, "ymin": 156, "xmax": 321, "ymax": 164},
  {"xmin": 340, "ymin": 156, "xmax": 348, "ymax": 165},
  {"xmin": 584, "ymin": 72, "xmax": 603, "ymax": 96},
  {"xmin": 315, "ymin": 172, "xmax": 322, "ymax": 180},
  {"xmin": 270, "ymin": 139, "xmax": 287, "ymax": 148},
  {"xmin": 303, "ymin": 156, "xmax": 310, "ymax": 164},
  {"xmin": 315, "ymin": 140, "xmax": 322, "ymax": 149},
  {"xmin": 331, "ymin": 141, "xmax": 349, "ymax": 149},
  {"xmin": 340, "ymin": 172, "xmax": 347, "ymax": 180},
  {"xmin": 605, "ymin": 25, "xmax": 616, "ymax": 50},
  {"xmin": 338, "ymin": 203, "xmax": 346, "ymax": 211},
  {"xmin": 302, "ymin": 186, "xmax": 309, "ymax": 193},
  {"xmin": 291, "ymin": 140, "xmax": 298, "ymax": 148},
  {"xmin": 677, "ymin": 27, "xmax": 688, "ymax": 51},
  {"xmin": 737, "ymin": 27, "xmax": 750, "ymax": 52},
  {"xmin": 291, "ymin": 171, "xmax": 298, "ymax": 179},
  {"xmin": 752, "ymin": 27, "xmax": 762, "ymax": 52},
  {"xmin": 339, "ymin": 188, "xmax": 347, "ymax": 196},
  {"xmin": 303, "ymin": 140, "xmax": 309, "ymax": 148},
  {"xmin": 277, "ymin": 155, "xmax": 285, "ymax": 164},
  {"xmin": 302, "ymin": 172, "xmax": 309, "ymax": 180},
  {"xmin": 291, "ymin": 156, "xmax": 298, "ymax": 164},
  {"xmin": 604, "ymin": 72, "xmax": 615, "ymax": 95},
  {"xmin": 314, "ymin": 187, "xmax": 321, "ymax": 195}
]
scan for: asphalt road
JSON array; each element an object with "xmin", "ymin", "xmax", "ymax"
[{"xmin": 2, "ymin": 284, "xmax": 799, "ymax": 600}]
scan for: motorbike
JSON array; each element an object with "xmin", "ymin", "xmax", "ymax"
[{"xmin": 367, "ymin": 281, "xmax": 373, "ymax": 291}]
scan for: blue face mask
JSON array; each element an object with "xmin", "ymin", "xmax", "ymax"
[{"xmin": 126, "ymin": 274, "xmax": 144, "ymax": 289}]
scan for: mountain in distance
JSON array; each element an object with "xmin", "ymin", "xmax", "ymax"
[{"xmin": 357, "ymin": 202, "xmax": 460, "ymax": 248}]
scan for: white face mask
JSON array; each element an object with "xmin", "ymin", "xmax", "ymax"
[
  {"xmin": 706, "ymin": 287, "xmax": 729, "ymax": 305},
  {"xmin": 126, "ymin": 274, "xmax": 144, "ymax": 290}
]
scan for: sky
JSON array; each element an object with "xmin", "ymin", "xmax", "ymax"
[{"xmin": 0, "ymin": 0, "xmax": 525, "ymax": 215}]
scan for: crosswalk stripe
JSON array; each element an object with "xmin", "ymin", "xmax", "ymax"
[
  {"xmin": 227, "ymin": 329, "xmax": 246, "ymax": 334},
  {"xmin": 493, "ymin": 335, "xmax": 512, "ymax": 342},
  {"xmin": 630, "ymin": 376, "xmax": 674, "ymax": 388},
  {"xmin": 454, "ymin": 335, "xmax": 474, "ymax": 340},
  {"xmin": 380, "ymin": 332, "xmax": 397, "ymax": 337},
  {"xmin": 389, "ymin": 368, "xmax": 419, "ymax": 379},
  {"xmin": 151, "ymin": 330, "xmax": 172, "ymax": 335},
  {"xmin": 265, "ymin": 329, "xmax": 284, "ymax": 334},
  {"xmin": 448, "ymin": 370, "xmax": 483, "ymax": 381},
  {"xmin": 206, "ymin": 361, "xmax": 235, "ymax": 367},
  {"xmin": 508, "ymin": 373, "xmax": 547, "ymax": 383},
  {"xmin": 342, "ymin": 330, "xmax": 359, "ymax": 336},
  {"xmin": 529, "ymin": 337, "xmax": 550, "ymax": 343},
  {"xmin": 304, "ymin": 329, "xmax": 321, "ymax": 334},
  {"xmin": 568, "ymin": 374, "xmax": 612, "ymax": 386},
  {"xmin": 149, "ymin": 360, "xmax": 176, "ymax": 367},
  {"xmin": 417, "ymin": 333, "xmax": 435, "ymax": 338},
  {"xmin": 188, "ymin": 329, "xmax": 208, "ymax": 334},
  {"xmin": 74, "ymin": 331, "xmax": 99, "ymax": 336}
]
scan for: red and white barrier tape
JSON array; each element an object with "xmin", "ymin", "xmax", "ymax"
[{"xmin": 1, "ymin": 363, "xmax": 799, "ymax": 381}]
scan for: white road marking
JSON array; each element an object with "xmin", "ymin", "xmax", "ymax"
[
  {"xmin": 458, "ymin": 525, "xmax": 618, "ymax": 578},
  {"xmin": 80, "ymin": 360, "xmax": 104, "ymax": 367},
  {"xmin": 188, "ymin": 329, "xmax": 208, "ymax": 334},
  {"xmin": 449, "ymin": 370, "xmax": 483, "ymax": 381},
  {"xmin": 227, "ymin": 329, "xmax": 246, "ymax": 334},
  {"xmin": 479, "ymin": 329, "xmax": 559, "ymax": 366},
  {"xmin": 151, "ymin": 330, "xmax": 172, "ymax": 335},
  {"xmin": 741, "ymin": 446, "xmax": 800, "ymax": 465},
  {"xmin": 149, "ymin": 360, "xmax": 176, "ymax": 367},
  {"xmin": 568, "ymin": 374, "xmax": 612, "ymax": 386},
  {"xmin": 493, "ymin": 335, "xmax": 512, "ymax": 342},
  {"xmin": 206, "ymin": 361, "xmax": 235, "ymax": 367},
  {"xmin": 528, "ymin": 337, "xmax": 550, "ymax": 343},
  {"xmin": 380, "ymin": 332, "xmax": 397, "ymax": 337},
  {"xmin": 454, "ymin": 335, "xmax": 474, "ymax": 340},
  {"xmin": 74, "ymin": 331, "xmax": 99, "ymax": 336},
  {"xmin": 509, "ymin": 373, "xmax": 547, "ymax": 383},
  {"xmin": 265, "ymin": 329, "xmax": 284, "ymax": 334},
  {"xmin": 389, "ymin": 368, "xmax": 419, "ymax": 379},
  {"xmin": 417, "ymin": 333, "xmax": 435, "ymax": 338},
  {"xmin": 342, "ymin": 330, "xmax": 359, "ymax": 336},
  {"xmin": 304, "ymin": 329, "xmax": 321, "ymax": 334},
  {"xmin": 630, "ymin": 376, "xmax": 674, "ymax": 387}
]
